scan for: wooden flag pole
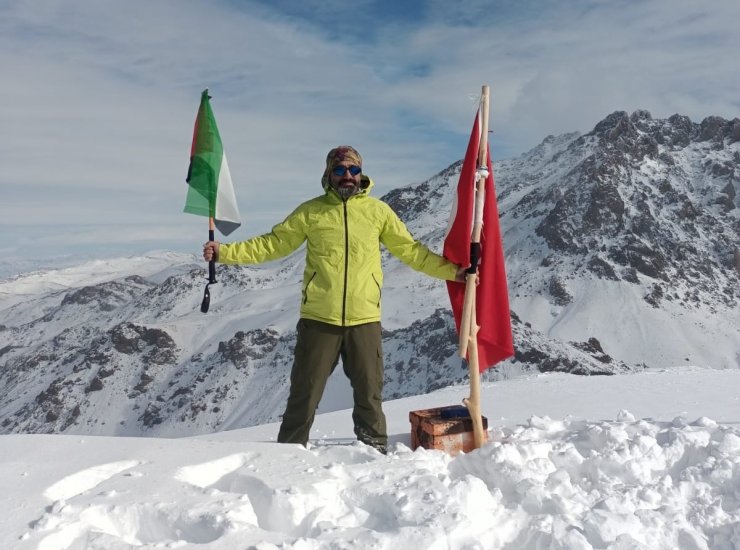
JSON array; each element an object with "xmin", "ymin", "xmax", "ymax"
[{"xmin": 460, "ymin": 85, "xmax": 490, "ymax": 449}]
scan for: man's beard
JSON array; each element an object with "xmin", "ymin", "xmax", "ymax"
[{"xmin": 334, "ymin": 183, "xmax": 359, "ymax": 199}]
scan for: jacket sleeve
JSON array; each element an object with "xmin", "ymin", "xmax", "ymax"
[
  {"xmin": 380, "ymin": 205, "xmax": 458, "ymax": 281},
  {"xmin": 218, "ymin": 208, "xmax": 307, "ymax": 265}
]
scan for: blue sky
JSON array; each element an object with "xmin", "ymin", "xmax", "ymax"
[{"xmin": 1, "ymin": 0, "xmax": 738, "ymax": 273}]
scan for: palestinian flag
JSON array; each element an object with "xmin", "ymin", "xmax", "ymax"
[{"xmin": 184, "ymin": 89, "xmax": 241, "ymax": 235}]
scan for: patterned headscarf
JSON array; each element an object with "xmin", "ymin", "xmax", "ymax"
[{"xmin": 321, "ymin": 145, "xmax": 365, "ymax": 190}]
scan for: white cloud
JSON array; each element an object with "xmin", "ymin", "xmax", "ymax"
[{"xmin": 1, "ymin": 0, "xmax": 737, "ymax": 267}]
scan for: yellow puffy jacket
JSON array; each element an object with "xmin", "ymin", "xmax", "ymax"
[{"xmin": 218, "ymin": 177, "xmax": 458, "ymax": 326}]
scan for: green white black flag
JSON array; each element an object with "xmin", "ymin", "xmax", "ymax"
[{"xmin": 184, "ymin": 89, "xmax": 241, "ymax": 235}]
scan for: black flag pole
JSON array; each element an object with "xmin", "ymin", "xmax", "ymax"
[{"xmin": 201, "ymin": 217, "xmax": 217, "ymax": 313}]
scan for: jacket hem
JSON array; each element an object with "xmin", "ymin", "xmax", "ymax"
[{"xmin": 300, "ymin": 312, "xmax": 382, "ymax": 327}]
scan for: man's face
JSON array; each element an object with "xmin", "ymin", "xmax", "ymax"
[{"xmin": 329, "ymin": 161, "xmax": 362, "ymax": 199}]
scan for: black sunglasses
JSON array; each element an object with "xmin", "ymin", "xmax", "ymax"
[{"xmin": 332, "ymin": 165, "xmax": 362, "ymax": 177}]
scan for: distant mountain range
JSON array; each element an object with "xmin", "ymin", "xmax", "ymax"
[{"xmin": 1, "ymin": 110, "xmax": 737, "ymax": 437}]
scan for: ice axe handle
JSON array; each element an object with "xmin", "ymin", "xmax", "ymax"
[
  {"xmin": 201, "ymin": 228, "xmax": 217, "ymax": 313},
  {"xmin": 207, "ymin": 228, "xmax": 217, "ymax": 284}
]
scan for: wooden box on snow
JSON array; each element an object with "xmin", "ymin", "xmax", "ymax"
[{"xmin": 409, "ymin": 405, "xmax": 488, "ymax": 455}]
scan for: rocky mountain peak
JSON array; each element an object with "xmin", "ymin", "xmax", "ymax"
[
  {"xmin": 390, "ymin": 108, "xmax": 738, "ymax": 332},
  {"xmin": 506, "ymin": 110, "xmax": 740, "ymax": 310}
]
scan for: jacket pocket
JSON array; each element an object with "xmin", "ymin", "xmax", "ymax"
[
  {"xmin": 303, "ymin": 272, "xmax": 317, "ymax": 304},
  {"xmin": 371, "ymin": 273, "xmax": 381, "ymax": 308}
]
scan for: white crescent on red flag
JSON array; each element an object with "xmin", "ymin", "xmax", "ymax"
[{"xmin": 443, "ymin": 110, "xmax": 514, "ymax": 372}]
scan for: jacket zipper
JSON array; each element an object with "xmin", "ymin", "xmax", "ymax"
[{"xmin": 341, "ymin": 200, "xmax": 349, "ymax": 326}]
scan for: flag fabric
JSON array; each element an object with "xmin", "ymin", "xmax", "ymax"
[
  {"xmin": 184, "ymin": 89, "xmax": 241, "ymax": 236},
  {"xmin": 443, "ymin": 110, "xmax": 514, "ymax": 372}
]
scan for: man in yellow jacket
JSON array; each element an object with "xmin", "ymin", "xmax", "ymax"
[{"xmin": 203, "ymin": 146, "xmax": 464, "ymax": 453}]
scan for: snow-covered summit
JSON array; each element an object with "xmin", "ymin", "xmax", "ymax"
[{"xmin": 3, "ymin": 367, "xmax": 740, "ymax": 549}]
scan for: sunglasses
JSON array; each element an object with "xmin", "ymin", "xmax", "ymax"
[{"xmin": 332, "ymin": 165, "xmax": 362, "ymax": 177}]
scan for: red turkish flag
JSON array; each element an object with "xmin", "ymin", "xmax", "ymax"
[{"xmin": 443, "ymin": 110, "xmax": 514, "ymax": 372}]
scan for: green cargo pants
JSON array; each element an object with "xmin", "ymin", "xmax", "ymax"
[{"xmin": 277, "ymin": 318, "xmax": 387, "ymax": 449}]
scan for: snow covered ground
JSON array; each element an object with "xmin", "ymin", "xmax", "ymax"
[{"xmin": 2, "ymin": 366, "xmax": 740, "ymax": 549}]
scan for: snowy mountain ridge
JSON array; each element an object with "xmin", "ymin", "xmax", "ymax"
[{"xmin": 0, "ymin": 110, "xmax": 737, "ymax": 438}]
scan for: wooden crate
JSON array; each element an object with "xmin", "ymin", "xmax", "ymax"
[{"xmin": 409, "ymin": 405, "xmax": 488, "ymax": 455}]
